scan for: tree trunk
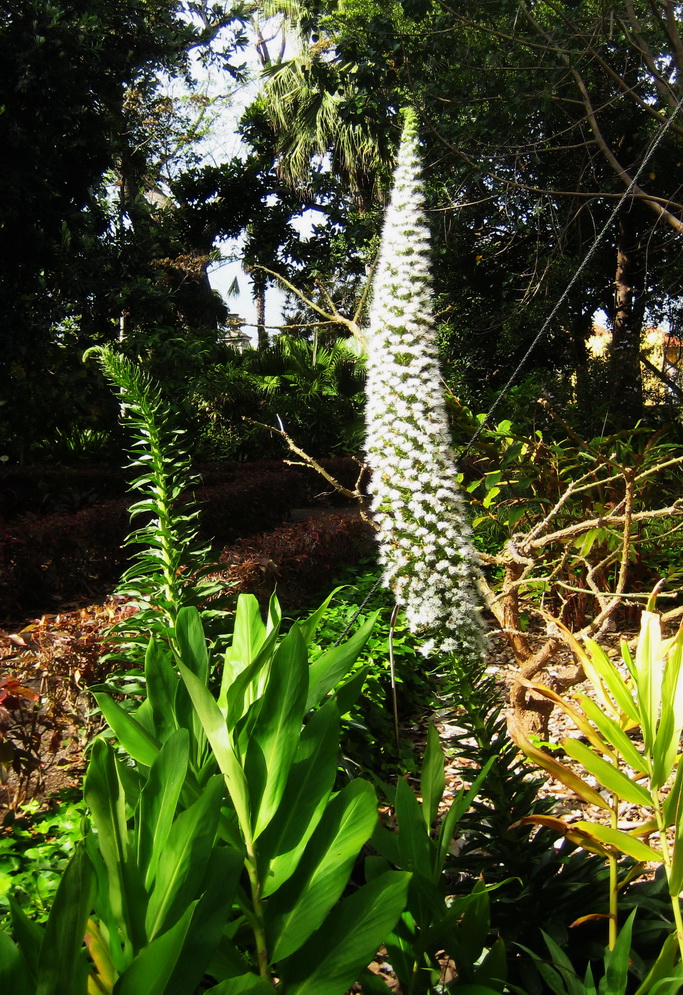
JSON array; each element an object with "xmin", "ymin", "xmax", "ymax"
[
  {"xmin": 608, "ymin": 203, "xmax": 645, "ymax": 427},
  {"xmin": 255, "ymin": 278, "xmax": 268, "ymax": 349}
]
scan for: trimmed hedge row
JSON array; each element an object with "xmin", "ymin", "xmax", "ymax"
[{"xmin": 0, "ymin": 459, "xmax": 365, "ymax": 618}]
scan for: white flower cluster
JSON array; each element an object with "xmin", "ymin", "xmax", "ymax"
[{"xmin": 365, "ymin": 109, "xmax": 486, "ymax": 660}]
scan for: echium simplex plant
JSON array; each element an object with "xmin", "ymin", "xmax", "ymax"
[{"xmin": 365, "ymin": 107, "xmax": 486, "ymax": 659}]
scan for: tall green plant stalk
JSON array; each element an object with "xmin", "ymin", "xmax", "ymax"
[{"xmin": 85, "ymin": 346, "xmax": 218, "ymax": 651}]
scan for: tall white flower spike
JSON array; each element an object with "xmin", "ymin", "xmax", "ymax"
[{"xmin": 365, "ymin": 108, "xmax": 486, "ymax": 660}]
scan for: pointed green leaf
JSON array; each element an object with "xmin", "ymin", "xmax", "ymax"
[
  {"xmin": 582, "ymin": 639, "xmax": 639, "ymax": 723},
  {"xmin": 177, "ymin": 661, "xmax": 251, "ymax": 840},
  {"xmin": 577, "ymin": 697, "xmax": 647, "ymax": 774},
  {"xmin": 247, "ymin": 625, "xmax": 309, "ymax": 839},
  {"xmin": 0, "ymin": 929, "xmax": 32, "ymax": 995},
  {"xmin": 259, "ymin": 702, "xmax": 340, "ymax": 897},
  {"xmin": 145, "ymin": 775, "xmax": 224, "ymax": 940},
  {"xmin": 278, "ymin": 871, "xmax": 410, "ymax": 995},
  {"xmin": 84, "ymin": 740, "xmax": 140, "ymax": 945},
  {"xmin": 93, "ymin": 694, "xmax": 160, "ymax": 768},
  {"xmin": 572, "ymin": 822, "xmax": 662, "ymax": 863},
  {"xmin": 175, "ymin": 608, "xmax": 209, "ymax": 685},
  {"xmin": 145, "ymin": 639, "xmax": 178, "ymax": 727},
  {"xmin": 563, "ymin": 739, "xmax": 652, "ymax": 807},
  {"xmin": 35, "ymin": 845, "xmax": 95, "ymax": 995},
  {"xmin": 603, "ymin": 908, "xmax": 636, "ymax": 993},
  {"xmin": 136, "ymin": 729, "xmax": 189, "ymax": 891},
  {"xmin": 205, "ymin": 977, "xmax": 275, "ymax": 994},
  {"xmin": 9, "ymin": 898, "xmax": 44, "ymax": 982},
  {"xmin": 635, "ymin": 611, "xmax": 663, "ymax": 752},
  {"xmin": 116, "ymin": 900, "xmax": 197, "ymax": 995},
  {"xmin": 395, "ymin": 778, "xmax": 433, "ymax": 879},
  {"xmin": 266, "ymin": 779, "xmax": 378, "ymax": 961},
  {"xmin": 420, "ymin": 722, "xmax": 445, "ymax": 830},
  {"xmin": 295, "ymin": 587, "xmax": 345, "ymax": 645},
  {"xmin": 306, "ymin": 612, "xmax": 378, "ymax": 711}
]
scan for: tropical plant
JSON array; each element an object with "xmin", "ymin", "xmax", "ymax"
[
  {"xmin": 511, "ymin": 597, "xmax": 683, "ymax": 988},
  {"xmin": 370, "ymin": 722, "xmax": 505, "ymax": 993},
  {"xmin": 85, "ymin": 345, "xmax": 224, "ymax": 659},
  {"xmin": 0, "ymin": 594, "xmax": 416, "ymax": 993},
  {"xmin": 189, "ymin": 334, "xmax": 367, "ymax": 459}
]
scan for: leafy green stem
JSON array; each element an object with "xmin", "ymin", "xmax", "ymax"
[
  {"xmin": 245, "ymin": 845, "xmax": 273, "ymax": 984},
  {"xmin": 652, "ymin": 791, "xmax": 683, "ymax": 961}
]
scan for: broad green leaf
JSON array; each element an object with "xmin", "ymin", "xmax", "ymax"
[
  {"xmin": 225, "ymin": 629, "xmax": 278, "ymax": 733},
  {"xmin": 635, "ymin": 610, "xmax": 663, "ymax": 753},
  {"xmin": 222, "ymin": 594, "xmax": 267, "ymax": 691},
  {"xmin": 582, "ymin": 638, "xmax": 640, "ymax": 724},
  {"xmin": 84, "ymin": 739, "xmax": 143, "ymax": 949},
  {"xmin": 420, "ymin": 722, "xmax": 445, "ymax": 830},
  {"xmin": 136, "ymin": 729, "xmax": 189, "ymax": 891},
  {"xmin": 9, "ymin": 898, "xmax": 44, "ymax": 982},
  {"xmin": 295, "ymin": 587, "xmax": 345, "ymax": 645},
  {"xmin": 247, "ymin": 625, "xmax": 309, "ymax": 839},
  {"xmin": 177, "ymin": 660, "xmax": 251, "ymax": 841},
  {"xmin": 266, "ymin": 779, "xmax": 378, "ymax": 961},
  {"xmin": 0, "ymin": 929, "xmax": 32, "ymax": 995},
  {"xmin": 306, "ymin": 612, "xmax": 378, "ymax": 711},
  {"xmin": 572, "ymin": 822, "xmax": 662, "ymax": 862},
  {"xmin": 205, "ymin": 976, "xmax": 275, "ymax": 994},
  {"xmin": 563, "ymin": 739, "xmax": 652, "ymax": 807},
  {"xmin": 279, "ymin": 871, "xmax": 410, "ymax": 995},
  {"xmin": 155, "ymin": 847, "xmax": 242, "ymax": 995},
  {"xmin": 35, "ymin": 845, "xmax": 95, "ymax": 995},
  {"xmin": 395, "ymin": 777, "xmax": 434, "ymax": 880},
  {"xmin": 175, "ymin": 607, "xmax": 209, "ymax": 685},
  {"xmin": 258, "ymin": 702, "xmax": 340, "ymax": 897},
  {"xmin": 145, "ymin": 775, "xmax": 224, "ymax": 940},
  {"xmin": 116, "ymin": 900, "xmax": 197, "ymax": 995},
  {"xmin": 93, "ymin": 694, "xmax": 161, "ymax": 768},
  {"xmin": 576, "ymin": 697, "xmax": 647, "ymax": 774}
]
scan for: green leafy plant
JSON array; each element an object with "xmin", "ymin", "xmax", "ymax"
[
  {"xmin": 0, "ymin": 795, "xmax": 85, "ymax": 930},
  {"xmin": 370, "ymin": 723, "xmax": 504, "ymax": 993},
  {"xmin": 84, "ymin": 346, "xmax": 224, "ymax": 658},
  {"xmin": 512, "ymin": 598, "xmax": 683, "ymax": 987},
  {"xmin": 0, "ymin": 595, "xmax": 412, "ymax": 993}
]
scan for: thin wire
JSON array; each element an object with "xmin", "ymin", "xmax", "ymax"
[{"xmin": 458, "ymin": 95, "xmax": 683, "ymax": 460}]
